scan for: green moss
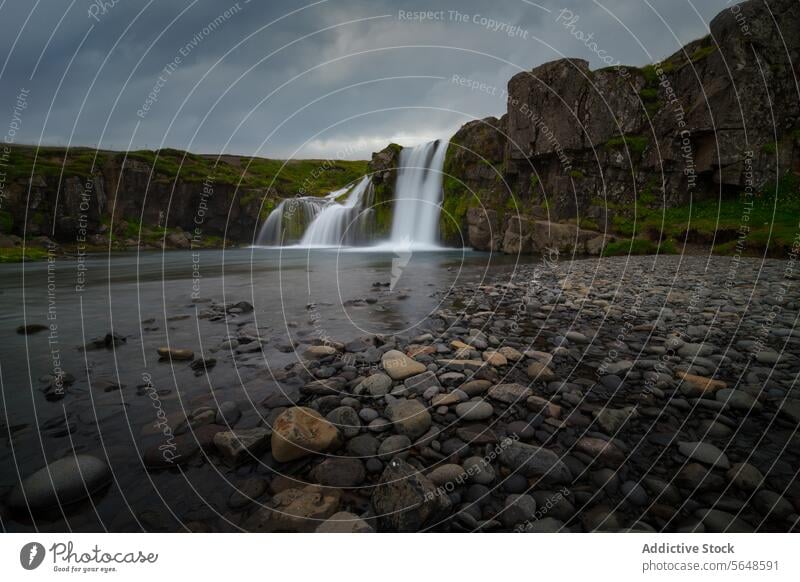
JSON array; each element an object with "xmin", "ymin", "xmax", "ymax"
[
  {"xmin": 0, "ymin": 247, "xmax": 48, "ymax": 262},
  {"xmin": 690, "ymin": 45, "xmax": 717, "ymax": 63},
  {"xmin": 569, "ymin": 170, "xmax": 585, "ymax": 179},
  {"xmin": 0, "ymin": 210, "xmax": 13, "ymax": 233},
  {"xmin": 762, "ymin": 142, "xmax": 777, "ymax": 154},
  {"xmin": 602, "ymin": 238, "xmax": 677, "ymax": 256},
  {"xmin": 605, "ymin": 134, "xmax": 649, "ymax": 156}
]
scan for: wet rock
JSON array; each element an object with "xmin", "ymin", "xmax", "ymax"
[
  {"xmin": 325, "ymin": 406, "xmax": 361, "ymax": 439},
  {"xmin": 8, "ymin": 455, "xmax": 111, "ymax": 513},
  {"xmin": 526, "ymin": 361, "xmax": 555, "ymax": 381},
  {"xmin": 499, "ymin": 440, "xmax": 572, "ymax": 484},
  {"xmin": 455, "ymin": 400, "xmax": 494, "ymax": 421},
  {"xmin": 372, "ymin": 458, "xmax": 451, "ymax": 532},
  {"xmin": 356, "ymin": 373, "xmax": 392, "ymax": 397},
  {"xmin": 315, "ymin": 511, "xmax": 374, "ymax": 533},
  {"xmin": 244, "ymin": 485, "xmax": 341, "ymax": 532},
  {"xmin": 311, "ymin": 457, "xmax": 366, "ymax": 488},
  {"xmin": 427, "ymin": 464, "xmax": 467, "ymax": 487},
  {"xmin": 677, "ymin": 441, "xmax": 730, "ymax": 469},
  {"xmin": 502, "ymin": 494, "xmax": 537, "ymax": 528},
  {"xmin": 488, "ymin": 383, "xmax": 532, "ymax": 404},
  {"xmin": 304, "ymin": 345, "xmax": 338, "ymax": 359},
  {"xmin": 385, "ymin": 399, "xmax": 431, "ymax": 439},
  {"xmin": 271, "ymin": 407, "xmax": 341, "ymax": 462},
  {"xmin": 726, "ymin": 462, "xmax": 763, "ymax": 492},
  {"xmin": 16, "ymin": 323, "xmax": 48, "ymax": 335},
  {"xmin": 381, "ymin": 350, "xmax": 427, "ymax": 381},
  {"xmin": 157, "ymin": 347, "xmax": 194, "ymax": 361},
  {"xmin": 214, "ymin": 427, "xmax": 271, "ymax": 465},
  {"xmin": 378, "ymin": 434, "xmax": 412, "ymax": 461}
]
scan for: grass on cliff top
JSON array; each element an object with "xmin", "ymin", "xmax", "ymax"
[{"xmin": 5, "ymin": 145, "xmax": 368, "ymax": 197}]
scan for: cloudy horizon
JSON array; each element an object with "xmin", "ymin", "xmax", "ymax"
[{"xmin": 1, "ymin": 0, "xmax": 732, "ymax": 160}]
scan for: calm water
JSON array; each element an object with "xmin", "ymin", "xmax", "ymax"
[{"xmin": 0, "ymin": 247, "xmax": 524, "ymax": 531}]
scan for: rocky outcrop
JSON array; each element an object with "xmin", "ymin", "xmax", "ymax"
[
  {"xmin": 444, "ymin": 0, "xmax": 800, "ymax": 252},
  {"xmin": 0, "ymin": 147, "xmax": 366, "ymax": 249}
]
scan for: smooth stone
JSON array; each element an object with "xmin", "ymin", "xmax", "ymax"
[
  {"xmin": 326, "ymin": 406, "xmax": 361, "ymax": 439},
  {"xmin": 385, "ymin": 399, "xmax": 431, "ymax": 439},
  {"xmin": 463, "ymin": 456, "xmax": 496, "ymax": 485},
  {"xmin": 716, "ymin": 389, "xmax": 762, "ymax": 411},
  {"xmin": 378, "ymin": 434, "xmax": 412, "ymax": 461},
  {"xmin": 310, "ymin": 457, "xmax": 366, "ymax": 488},
  {"xmin": 214, "ymin": 427, "xmax": 271, "ymax": 465},
  {"xmin": 677, "ymin": 441, "xmax": 730, "ymax": 469},
  {"xmin": 304, "ymin": 345, "xmax": 338, "ymax": 359},
  {"xmin": 157, "ymin": 347, "xmax": 194, "ymax": 360},
  {"xmin": 215, "ymin": 401, "xmax": 241, "ymax": 426},
  {"xmin": 315, "ymin": 511, "xmax": 374, "ymax": 533},
  {"xmin": 488, "ymin": 383, "xmax": 532, "ymax": 404},
  {"xmin": 271, "ymin": 407, "xmax": 341, "ymax": 462},
  {"xmin": 357, "ymin": 373, "xmax": 393, "ymax": 397},
  {"xmin": 382, "ymin": 350, "xmax": 427, "ymax": 380},
  {"xmin": 371, "ymin": 458, "xmax": 450, "ymax": 532},
  {"xmin": 526, "ymin": 361, "xmax": 555, "ymax": 381},
  {"xmin": 499, "ymin": 441, "xmax": 572, "ymax": 484},
  {"xmin": 244, "ymin": 485, "xmax": 341, "ymax": 532},
  {"xmin": 455, "ymin": 400, "xmax": 494, "ymax": 421},
  {"xmin": 427, "ymin": 464, "xmax": 468, "ymax": 487},
  {"xmin": 8, "ymin": 455, "xmax": 111, "ymax": 512},
  {"xmin": 404, "ymin": 371, "xmax": 441, "ymax": 394},
  {"xmin": 726, "ymin": 462, "xmax": 763, "ymax": 492},
  {"xmin": 459, "ymin": 379, "xmax": 492, "ymax": 396},
  {"xmin": 502, "ymin": 494, "xmax": 537, "ymax": 528}
]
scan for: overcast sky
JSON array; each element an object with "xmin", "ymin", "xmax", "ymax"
[{"xmin": 0, "ymin": 0, "xmax": 732, "ymax": 160}]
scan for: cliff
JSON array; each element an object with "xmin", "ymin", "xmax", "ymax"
[
  {"xmin": 0, "ymin": 145, "xmax": 366, "ymax": 252},
  {"xmin": 444, "ymin": 0, "xmax": 800, "ymax": 254}
]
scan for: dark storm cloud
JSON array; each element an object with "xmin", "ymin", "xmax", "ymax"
[{"xmin": 0, "ymin": 0, "xmax": 731, "ymax": 159}]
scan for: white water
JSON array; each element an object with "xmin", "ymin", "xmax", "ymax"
[
  {"xmin": 257, "ymin": 197, "xmax": 327, "ymax": 245},
  {"xmin": 299, "ymin": 177, "xmax": 372, "ymax": 247},
  {"xmin": 388, "ymin": 140, "xmax": 448, "ymax": 249},
  {"xmin": 256, "ymin": 139, "xmax": 450, "ymax": 249}
]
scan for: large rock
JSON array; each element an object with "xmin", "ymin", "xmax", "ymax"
[
  {"xmin": 385, "ymin": 399, "xmax": 431, "ymax": 439},
  {"xmin": 244, "ymin": 485, "xmax": 341, "ymax": 532},
  {"xmin": 498, "ymin": 440, "xmax": 572, "ymax": 484},
  {"xmin": 677, "ymin": 441, "xmax": 730, "ymax": 469},
  {"xmin": 356, "ymin": 373, "xmax": 392, "ymax": 396},
  {"xmin": 371, "ymin": 458, "xmax": 451, "ymax": 531},
  {"xmin": 271, "ymin": 407, "xmax": 341, "ymax": 462},
  {"xmin": 8, "ymin": 455, "xmax": 111, "ymax": 512},
  {"xmin": 214, "ymin": 427, "xmax": 271, "ymax": 465},
  {"xmin": 488, "ymin": 383, "xmax": 532, "ymax": 404},
  {"xmin": 315, "ymin": 511, "xmax": 374, "ymax": 533},
  {"xmin": 310, "ymin": 457, "xmax": 366, "ymax": 488},
  {"xmin": 381, "ymin": 350, "xmax": 427, "ymax": 380}
]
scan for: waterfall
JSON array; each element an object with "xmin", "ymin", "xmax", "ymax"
[
  {"xmin": 388, "ymin": 140, "xmax": 448, "ymax": 249},
  {"xmin": 256, "ymin": 138, "xmax": 451, "ymax": 249},
  {"xmin": 299, "ymin": 177, "xmax": 373, "ymax": 247},
  {"xmin": 256, "ymin": 197, "xmax": 327, "ymax": 245}
]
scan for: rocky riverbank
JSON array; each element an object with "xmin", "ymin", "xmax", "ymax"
[{"xmin": 6, "ymin": 255, "xmax": 800, "ymax": 532}]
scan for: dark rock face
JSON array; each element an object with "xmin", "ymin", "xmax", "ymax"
[{"xmin": 444, "ymin": 0, "xmax": 800, "ymax": 251}]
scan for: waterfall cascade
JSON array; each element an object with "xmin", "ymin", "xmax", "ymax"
[
  {"xmin": 388, "ymin": 140, "xmax": 448, "ymax": 249},
  {"xmin": 299, "ymin": 177, "xmax": 373, "ymax": 247},
  {"xmin": 257, "ymin": 196, "xmax": 327, "ymax": 246},
  {"xmin": 256, "ymin": 139, "xmax": 448, "ymax": 249}
]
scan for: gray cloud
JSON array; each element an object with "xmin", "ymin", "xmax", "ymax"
[{"xmin": 0, "ymin": 0, "xmax": 731, "ymax": 159}]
